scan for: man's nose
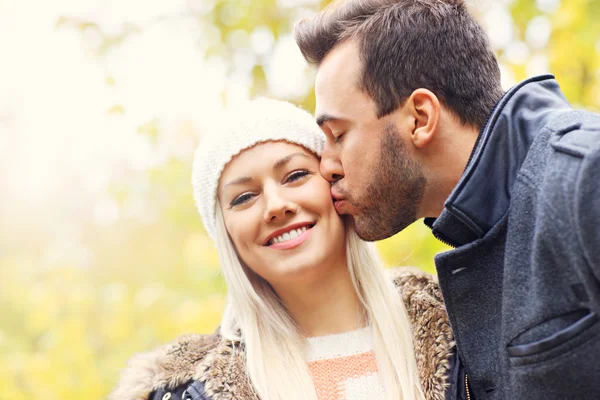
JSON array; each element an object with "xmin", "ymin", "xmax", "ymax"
[{"xmin": 319, "ymin": 143, "xmax": 344, "ymax": 183}]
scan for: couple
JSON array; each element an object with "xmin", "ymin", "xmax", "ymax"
[{"xmin": 112, "ymin": 0, "xmax": 600, "ymax": 399}]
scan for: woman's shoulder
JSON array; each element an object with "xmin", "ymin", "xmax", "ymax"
[
  {"xmin": 389, "ymin": 267, "xmax": 456, "ymax": 400},
  {"xmin": 109, "ymin": 332, "xmax": 221, "ymax": 400}
]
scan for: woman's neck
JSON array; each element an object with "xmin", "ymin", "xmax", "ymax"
[{"xmin": 274, "ymin": 261, "xmax": 365, "ymax": 338}]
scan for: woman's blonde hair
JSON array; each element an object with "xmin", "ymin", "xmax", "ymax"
[{"xmin": 215, "ymin": 202, "xmax": 425, "ymax": 400}]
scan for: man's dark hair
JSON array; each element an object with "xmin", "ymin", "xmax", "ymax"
[{"xmin": 295, "ymin": 0, "xmax": 504, "ymax": 128}]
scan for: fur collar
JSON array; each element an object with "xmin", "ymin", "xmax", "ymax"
[{"xmin": 109, "ymin": 267, "xmax": 454, "ymax": 400}]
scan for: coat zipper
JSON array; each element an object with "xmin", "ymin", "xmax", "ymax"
[
  {"xmin": 465, "ymin": 374, "xmax": 471, "ymax": 400},
  {"xmin": 431, "ymin": 230, "xmax": 459, "ymax": 248}
]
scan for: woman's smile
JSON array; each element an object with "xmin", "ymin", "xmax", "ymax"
[{"xmin": 266, "ymin": 223, "xmax": 316, "ymax": 250}]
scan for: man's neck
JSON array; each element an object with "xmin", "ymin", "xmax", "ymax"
[{"xmin": 419, "ymin": 122, "xmax": 480, "ymax": 218}]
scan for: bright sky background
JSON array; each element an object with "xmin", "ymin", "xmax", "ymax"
[
  {"xmin": 0, "ymin": 0, "xmax": 560, "ymax": 263},
  {"xmin": 0, "ymin": 1, "xmax": 316, "ymax": 213}
]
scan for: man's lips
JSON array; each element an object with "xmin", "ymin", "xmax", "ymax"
[
  {"xmin": 331, "ymin": 188, "xmax": 348, "ymax": 213},
  {"xmin": 330, "ymin": 188, "xmax": 344, "ymax": 202},
  {"xmin": 333, "ymin": 198, "xmax": 348, "ymax": 213}
]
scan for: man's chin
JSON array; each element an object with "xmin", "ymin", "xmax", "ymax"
[
  {"xmin": 353, "ymin": 215, "xmax": 402, "ymax": 242},
  {"xmin": 353, "ymin": 219, "xmax": 385, "ymax": 242}
]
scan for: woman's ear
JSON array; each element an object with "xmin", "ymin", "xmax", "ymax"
[{"xmin": 406, "ymin": 89, "xmax": 441, "ymax": 149}]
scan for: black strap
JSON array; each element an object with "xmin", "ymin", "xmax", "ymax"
[{"xmin": 148, "ymin": 380, "xmax": 207, "ymax": 400}]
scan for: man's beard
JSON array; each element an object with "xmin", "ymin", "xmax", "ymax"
[{"xmin": 345, "ymin": 123, "xmax": 426, "ymax": 241}]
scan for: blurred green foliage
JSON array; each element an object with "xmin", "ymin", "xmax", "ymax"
[{"xmin": 1, "ymin": 0, "xmax": 599, "ymax": 398}]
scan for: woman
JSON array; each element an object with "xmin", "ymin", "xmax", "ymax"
[{"xmin": 110, "ymin": 98, "xmax": 467, "ymax": 400}]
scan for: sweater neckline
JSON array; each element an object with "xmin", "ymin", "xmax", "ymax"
[{"xmin": 305, "ymin": 326, "xmax": 373, "ymax": 362}]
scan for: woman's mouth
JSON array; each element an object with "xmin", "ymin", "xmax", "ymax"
[{"xmin": 266, "ymin": 224, "xmax": 315, "ymax": 250}]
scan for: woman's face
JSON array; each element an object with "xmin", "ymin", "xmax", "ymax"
[{"xmin": 218, "ymin": 141, "xmax": 346, "ymax": 286}]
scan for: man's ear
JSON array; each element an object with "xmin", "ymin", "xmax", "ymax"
[{"xmin": 406, "ymin": 89, "xmax": 441, "ymax": 149}]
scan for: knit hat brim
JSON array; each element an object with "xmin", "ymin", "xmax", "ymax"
[{"xmin": 192, "ymin": 98, "xmax": 325, "ymax": 240}]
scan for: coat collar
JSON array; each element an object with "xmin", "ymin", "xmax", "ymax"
[
  {"xmin": 109, "ymin": 268, "xmax": 454, "ymax": 400},
  {"xmin": 426, "ymin": 74, "xmax": 572, "ymax": 247}
]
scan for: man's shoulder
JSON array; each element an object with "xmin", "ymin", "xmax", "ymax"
[
  {"xmin": 547, "ymin": 108, "xmax": 600, "ymax": 159},
  {"xmin": 109, "ymin": 332, "xmax": 220, "ymax": 400},
  {"xmin": 522, "ymin": 108, "xmax": 600, "ymax": 193},
  {"xmin": 529, "ymin": 109, "xmax": 600, "ymax": 207}
]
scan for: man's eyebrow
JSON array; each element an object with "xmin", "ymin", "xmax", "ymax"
[
  {"xmin": 273, "ymin": 152, "xmax": 310, "ymax": 169},
  {"xmin": 316, "ymin": 114, "xmax": 343, "ymax": 127}
]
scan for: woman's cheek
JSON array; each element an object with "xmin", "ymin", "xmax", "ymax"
[{"xmin": 313, "ymin": 179, "xmax": 334, "ymax": 203}]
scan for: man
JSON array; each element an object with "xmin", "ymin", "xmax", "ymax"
[{"xmin": 295, "ymin": 0, "xmax": 600, "ymax": 399}]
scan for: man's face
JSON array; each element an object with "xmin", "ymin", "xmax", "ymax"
[{"xmin": 314, "ymin": 39, "xmax": 426, "ymax": 241}]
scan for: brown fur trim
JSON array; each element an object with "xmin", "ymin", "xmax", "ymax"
[
  {"xmin": 195, "ymin": 340, "xmax": 259, "ymax": 400},
  {"xmin": 110, "ymin": 267, "xmax": 454, "ymax": 400},
  {"xmin": 108, "ymin": 345, "xmax": 169, "ymax": 400},
  {"xmin": 109, "ymin": 333, "xmax": 221, "ymax": 400},
  {"xmin": 391, "ymin": 267, "xmax": 455, "ymax": 400}
]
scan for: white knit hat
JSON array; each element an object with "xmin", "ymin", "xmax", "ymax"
[{"xmin": 192, "ymin": 98, "xmax": 325, "ymax": 240}]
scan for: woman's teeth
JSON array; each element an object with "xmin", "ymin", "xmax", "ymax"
[{"xmin": 271, "ymin": 226, "xmax": 308, "ymax": 244}]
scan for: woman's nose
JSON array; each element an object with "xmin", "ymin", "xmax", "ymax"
[{"xmin": 263, "ymin": 185, "xmax": 297, "ymax": 223}]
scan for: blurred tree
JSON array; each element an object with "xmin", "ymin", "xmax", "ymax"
[
  {"xmin": 510, "ymin": 0, "xmax": 600, "ymax": 109},
  {"xmin": 0, "ymin": 0, "xmax": 599, "ymax": 398}
]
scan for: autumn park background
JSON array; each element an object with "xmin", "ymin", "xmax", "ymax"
[{"xmin": 0, "ymin": 0, "xmax": 599, "ymax": 397}]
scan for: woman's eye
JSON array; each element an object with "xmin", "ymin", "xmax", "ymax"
[
  {"xmin": 285, "ymin": 170, "xmax": 310, "ymax": 183},
  {"xmin": 335, "ymin": 132, "xmax": 345, "ymax": 143},
  {"xmin": 230, "ymin": 192, "xmax": 255, "ymax": 207}
]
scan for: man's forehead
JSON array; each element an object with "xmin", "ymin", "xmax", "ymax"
[
  {"xmin": 315, "ymin": 42, "xmax": 363, "ymax": 120},
  {"xmin": 315, "ymin": 40, "xmax": 361, "ymax": 90}
]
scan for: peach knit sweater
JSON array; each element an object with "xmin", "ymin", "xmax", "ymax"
[{"xmin": 306, "ymin": 327, "xmax": 384, "ymax": 400}]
